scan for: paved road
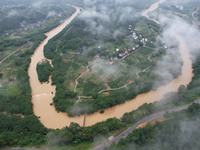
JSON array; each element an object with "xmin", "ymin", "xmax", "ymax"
[
  {"xmin": 6, "ymin": 101, "xmax": 200, "ymax": 150},
  {"xmin": 0, "ymin": 48, "xmax": 20, "ymax": 64},
  {"xmin": 92, "ymin": 99, "xmax": 200, "ymax": 150}
]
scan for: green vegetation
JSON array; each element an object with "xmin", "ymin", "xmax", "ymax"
[
  {"xmin": 44, "ymin": 16, "xmax": 166, "ymax": 116},
  {"xmin": 35, "ymin": 54, "xmax": 200, "ymax": 149},
  {"xmin": 107, "ymin": 103, "xmax": 200, "ymax": 150},
  {"xmin": 1, "ymin": 0, "xmax": 200, "ymax": 149},
  {"xmin": 0, "ymin": 1, "xmax": 76, "ymax": 34},
  {"xmin": 122, "ymin": 103, "xmax": 154, "ymax": 124},
  {"xmin": 0, "ymin": 0, "xmax": 77, "ymax": 148},
  {"xmin": 121, "ymin": 54, "xmax": 200, "ymax": 125},
  {"xmin": 37, "ymin": 60, "xmax": 53, "ymax": 83},
  {"xmin": 0, "ymin": 113, "xmax": 47, "ymax": 148},
  {"xmin": 100, "ymin": 110, "xmax": 105, "ymax": 114},
  {"xmin": 47, "ymin": 118, "xmax": 125, "ymax": 146}
]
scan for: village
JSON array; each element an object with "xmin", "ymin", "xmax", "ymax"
[
  {"xmin": 17, "ymin": 13, "xmax": 62, "ymax": 32},
  {"xmin": 94, "ymin": 24, "xmax": 148, "ymax": 63},
  {"xmin": 17, "ymin": 20, "xmax": 46, "ymax": 32}
]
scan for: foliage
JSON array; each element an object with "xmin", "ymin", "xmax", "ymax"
[
  {"xmin": 122, "ymin": 103, "xmax": 154, "ymax": 124},
  {"xmin": 100, "ymin": 110, "xmax": 105, "ymax": 114},
  {"xmin": 0, "ymin": 1, "xmax": 78, "ymax": 148},
  {"xmin": 37, "ymin": 60, "xmax": 53, "ymax": 83},
  {"xmin": 43, "ymin": 16, "xmax": 160, "ymax": 116},
  {"xmin": 0, "ymin": 1, "xmax": 76, "ymax": 34},
  {"xmin": 0, "ymin": 113, "xmax": 48, "ymax": 148},
  {"xmin": 121, "ymin": 54, "xmax": 200, "ymax": 125},
  {"xmin": 47, "ymin": 118, "xmax": 125, "ymax": 146},
  {"xmin": 107, "ymin": 103, "xmax": 200, "ymax": 150}
]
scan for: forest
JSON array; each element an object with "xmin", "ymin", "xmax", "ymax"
[
  {"xmin": 106, "ymin": 103, "xmax": 200, "ymax": 150},
  {"xmin": 1, "ymin": 0, "xmax": 200, "ymax": 149},
  {"xmin": 0, "ymin": 114, "xmax": 47, "ymax": 147},
  {"xmin": 37, "ymin": 60, "xmax": 52, "ymax": 83},
  {"xmin": 43, "ymin": 14, "xmax": 165, "ymax": 116},
  {"xmin": 0, "ymin": 0, "xmax": 77, "ymax": 148},
  {"xmin": 47, "ymin": 118, "xmax": 125, "ymax": 146}
]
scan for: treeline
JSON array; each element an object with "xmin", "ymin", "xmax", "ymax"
[
  {"xmin": 0, "ymin": 3, "xmax": 80, "ymax": 148},
  {"xmin": 0, "ymin": 16, "xmax": 50, "ymax": 149},
  {"xmin": 43, "ymin": 16, "xmax": 160, "ymax": 116},
  {"xmin": 44, "ymin": 19, "xmax": 97, "ymax": 58},
  {"xmin": 67, "ymin": 52, "xmax": 200, "ymax": 117},
  {"xmin": 0, "ymin": 33, "xmax": 48, "ymax": 149},
  {"xmin": 44, "ymin": 17, "xmax": 153, "ymax": 58},
  {"xmin": 52, "ymin": 53, "xmax": 200, "ymax": 149},
  {"xmin": 121, "ymin": 54, "xmax": 200, "ymax": 125},
  {"xmin": 37, "ymin": 60, "xmax": 53, "ymax": 83},
  {"xmin": 47, "ymin": 118, "xmax": 125, "ymax": 146},
  {"xmin": 0, "ymin": 44, "xmax": 40, "ymax": 115},
  {"xmin": 0, "ymin": 113, "xmax": 48, "ymax": 148},
  {"xmin": 54, "ymin": 69, "xmax": 155, "ymax": 116},
  {"xmin": 106, "ymin": 103, "xmax": 200, "ymax": 150}
]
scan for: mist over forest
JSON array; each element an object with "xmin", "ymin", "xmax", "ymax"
[{"xmin": 0, "ymin": 0, "xmax": 200, "ymax": 150}]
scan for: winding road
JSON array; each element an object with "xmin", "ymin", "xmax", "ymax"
[
  {"xmin": 92, "ymin": 99, "xmax": 200, "ymax": 150},
  {"xmin": 92, "ymin": 0, "xmax": 189, "ymax": 149},
  {"xmin": 74, "ymin": 65, "xmax": 90, "ymax": 92},
  {"xmin": 136, "ymin": 65, "xmax": 152, "ymax": 78},
  {"xmin": 98, "ymin": 81, "xmax": 134, "ymax": 94},
  {"xmin": 28, "ymin": 0, "xmax": 193, "ymax": 129}
]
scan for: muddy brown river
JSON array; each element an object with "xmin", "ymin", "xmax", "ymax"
[
  {"xmin": 142, "ymin": 0, "xmax": 166, "ymax": 24},
  {"xmin": 28, "ymin": 2, "xmax": 193, "ymax": 129}
]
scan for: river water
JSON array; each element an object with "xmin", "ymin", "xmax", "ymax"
[
  {"xmin": 28, "ymin": 1, "xmax": 193, "ymax": 129},
  {"xmin": 142, "ymin": 0, "xmax": 166, "ymax": 24}
]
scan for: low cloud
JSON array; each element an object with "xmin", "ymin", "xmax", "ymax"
[
  {"xmin": 80, "ymin": 0, "xmax": 140, "ymax": 38},
  {"xmin": 160, "ymin": 16, "xmax": 200, "ymax": 61},
  {"xmin": 153, "ymin": 15, "xmax": 200, "ymax": 88},
  {"xmin": 7, "ymin": 10, "xmax": 18, "ymax": 17},
  {"xmin": 91, "ymin": 58, "xmax": 124, "ymax": 82},
  {"xmin": 69, "ymin": 103, "xmax": 92, "ymax": 116},
  {"xmin": 47, "ymin": 11, "xmax": 57, "ymax": 18},
  {"xmin": 31, "ymin": 1, "xmax": 43, "ymax": 9}
]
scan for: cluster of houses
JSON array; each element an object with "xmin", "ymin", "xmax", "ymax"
[
  {"xmin": 110, "ymin": 44, "xmax": 141, "ymax": 61},
  {"xmin": 128, "ymin": 25, "xmax": 148, "ymax": 45},
  {"xmin": 94, "ymin": 25, "xmax": 150, "ymax": 63},
  {"xmin": 17, "ymin": 20, "xmax": 46, "ymax": 32},
  {"xmin": 107, "ymin": 25, "xmax": 148, "ymax": 62},
  {"xmin": 129, "ymin": 25, "xmax": 139, "ymax": 40},
  {"xmin": 130, "ymin": 31, "xmax": 148, "ymax": 45},
  {"xmin": 95, "ymin": 45, "xmax": 140, "ymax": 62}
]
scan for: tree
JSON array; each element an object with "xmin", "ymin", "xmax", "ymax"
[
  {"xmin": 0, "ymin": 45, "xmax": 4, "ymax": 51},
  {"xmin": 188, "ymin": 103, "xmax": 200, "ymax": 114},
  {"xmin": 178, "ymin": 85, "xmax": 186, "ymax": 93},
  {"xmin": 36, "ymin": 60, "xmax": 53, "ymax": 83}
]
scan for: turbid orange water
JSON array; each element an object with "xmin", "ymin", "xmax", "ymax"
[
  {"xmin": 28, "ymin": 2, "xmax": 193, "ymax": 129},
  {"xmin": 142, "ymin": 0, "xmax": 166, "ymax": 24}
]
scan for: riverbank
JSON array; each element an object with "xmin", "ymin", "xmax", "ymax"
[{"xmin": 28, "ymin": 1, "xmax": 193, "ymax": 129}]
